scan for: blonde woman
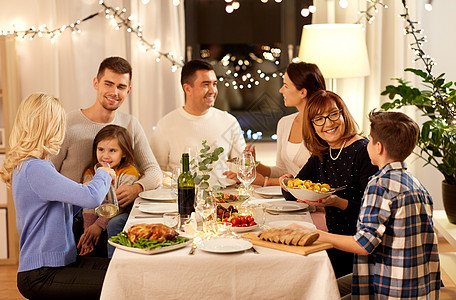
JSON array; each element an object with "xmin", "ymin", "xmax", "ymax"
[{"xmin": 0, "ymin": 93, "xmax": 116, "ymax": 300}]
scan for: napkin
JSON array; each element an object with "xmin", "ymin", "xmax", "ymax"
[{"xmin": 184, "ymin": 212, "xmax": 198, "ymax": 236}]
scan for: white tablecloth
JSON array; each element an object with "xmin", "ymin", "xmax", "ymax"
[{"xmin": 100, "ymin": 189, "xmax": 339, "ymax": 300}]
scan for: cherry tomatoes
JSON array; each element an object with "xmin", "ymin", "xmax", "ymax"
[
  {"xmin": 231, "ymin": 217, "xmax": 240, "ymax": 225},
  {"xmin": 249, "ymin": 221, "xmax": 256, "ymax": 227},
  {"xmin": 239, "ymin": 216, "xmax": 246, "ymax": 224},
  {"xmin": 246, "ymin": 216, "xmax": 253, "ymax": 223}
]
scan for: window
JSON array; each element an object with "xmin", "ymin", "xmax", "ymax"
[{"xmin": 185, "ymin": 0, "xmax": 312, "ymax": 142}]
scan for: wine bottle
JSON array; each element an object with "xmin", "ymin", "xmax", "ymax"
[{"xmin": 178, "ymin": 153, "xmax": 195, "ymax": 218}]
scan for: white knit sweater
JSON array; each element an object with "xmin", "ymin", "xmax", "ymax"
[
  {"xmin": 51, "ymin": 110, "xmax": 162, "ymax": 190},
  {"xmin": 269, "ymin": 112, "xmax": 310, "ymax": 177},
  {"xmin": 150, "ymin": 107, "xmax": 246, "ymax": 184}
]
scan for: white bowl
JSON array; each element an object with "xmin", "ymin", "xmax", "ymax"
[{"xmin": 282, "ymin": 178, "xmax": 334, "ymax": 201}]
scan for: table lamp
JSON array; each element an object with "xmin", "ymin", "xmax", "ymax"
[{"xmin": 298, "ymin": 24, "xmax": 370, "ymax": 91}]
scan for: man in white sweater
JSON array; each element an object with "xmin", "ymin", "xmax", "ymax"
[
  {"xmin": 52, "ymin": 57, "xmax": 162, "ymax": 207},
  {"xmin": 151, "ymin": 60, "xmax": 245, "ymax": 185}
]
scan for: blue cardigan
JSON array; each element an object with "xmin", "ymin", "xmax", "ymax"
[{"xmin": 13, "ymin": 158, "xmax": 111, "ymax": 272}]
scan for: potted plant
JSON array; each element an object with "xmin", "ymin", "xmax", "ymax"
[{"xmin": 380, "ymin": 3, "xmax": 456, "ymax": 223}]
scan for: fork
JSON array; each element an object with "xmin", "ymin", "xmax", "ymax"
[
  {"xmin": 251, "ymin": 246, "xmax": 260, "ymax": 254},
  {"xmin": 188, "ymin": 242, "xmax": 197, "ymax": 255}
]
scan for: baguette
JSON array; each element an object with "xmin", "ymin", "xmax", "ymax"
[{"xmin": 257, "ymin": 227, "xmax": 319, "ymax": 246}]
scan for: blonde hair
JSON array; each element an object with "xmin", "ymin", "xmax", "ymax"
[{"xmin": 0, "ymin": 93, "xmax": 66, "ymax": 187}]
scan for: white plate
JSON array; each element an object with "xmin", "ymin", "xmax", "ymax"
[
  {"xmin": 267, "ymin": 220, "xmax": 316, "ymax": 229},
  {"xmin": 231, "ymin": 224, "xmax": 259, "ymax": 233},
  {"xmin": 263, "ymin": 200, "xmax": 308, "ymax": 212},
  {"xmin": 216, "ymin": 177, "xmax": 237, "ymax": 187},
  {"xmin": 198, "ymin": 238, "xmax": 253, "ymax": 253},
  {"xmin": 255, "ymin": 186, "xmax": 283, "ymax": 196},
  {"xmin": 108, "ymin": 237, "xmax": 191, "ymax": 255},
  {"xmin": 138, "ymin": 203, "xmax": 178, "ymax": 214},
  {"xmin": 139, "ymin": 189, "xmax": 177, "ymax": 201}
]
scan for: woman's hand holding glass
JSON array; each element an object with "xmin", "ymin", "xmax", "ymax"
[{"xmin": 94, "ymin": 162, "xmax": 119, "ymax": 218}]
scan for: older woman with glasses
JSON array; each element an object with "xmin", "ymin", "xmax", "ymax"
[{"xmin": 280, "ymin": 90, "xmax": 378, "ymax": 278}]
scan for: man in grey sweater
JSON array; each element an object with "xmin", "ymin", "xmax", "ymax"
[{"xmin": 52, "ymin": 56, "xmax": 162, "ymax": 208}]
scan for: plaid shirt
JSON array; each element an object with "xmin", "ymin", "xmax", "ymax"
[{"xmin": 352, "ymin": 162, "xmax": 441, "ymax": 299}]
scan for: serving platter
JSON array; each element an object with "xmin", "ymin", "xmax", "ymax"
[
  {"xmin": 230, "ymin": 224, "xmax": 259, "ymax": 233},
  {"xmin": 139, "ymin": 189, "xmax": 177, "ymax": 201},
  {"xmin": 263, "ymin": 200, "xmax": 308, "ymax": 212},
  {"xmin": 198, "ymin": 238, "xmax": 253, "ymax": 254},
  {"xmin": 108, "ymin": 237, "xmax": 191, "ymax": 255}
]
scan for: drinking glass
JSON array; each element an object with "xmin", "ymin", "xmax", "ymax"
[
  {"xmin": 249, "ymin": 204, "xmax": 266, "ymax": 228},
  {"xmin": 163, "ymin": 212, "xmax": 180, "ymax": 230},
  {"xmin": 236, "ymin": 152, "xmax": 256, "ymax": 196},
  {"xmin": 194, "ymin": 188, "xmax": 216, "ymax": 233},
  {"xmin": 94, "ymin": 162, "xmax": 119, "ymax": 218},
  {"xmin": 171, "ymin": 166, "xmax": 181, "ymax": 195}
]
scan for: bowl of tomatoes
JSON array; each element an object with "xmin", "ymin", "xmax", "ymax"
[
  {"xmin": 214, "ymin": 191, "xmax": 250, "ymax": 208},
  {"xmin": 216, "ymin": 205, "xmax": 258, "ymax": 232}
]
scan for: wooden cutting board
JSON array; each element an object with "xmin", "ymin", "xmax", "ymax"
[{"xmin": 242, "ymin": 232, "xmax": 332, "ymax": 256}]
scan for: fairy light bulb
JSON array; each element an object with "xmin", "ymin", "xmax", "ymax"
[
  {"xmin": 309, "ymin": 5, "xmax": 316, "ymax": 13},
  {"xmin": 301, "ymin": 8, "xmax": 310, "ymax": 17},
  {"xmin": 339, "ymin": 0, "xmax": 348, "ymax": 9},
  {"xmin": 232, "ymin": 2, "xmax": 240, "ymax": 10},
  {"xmin": 226, "ymin": 5, "xmax": 234, "ymax": 13},
  {"xmin": 425, "ymin": 3, "xmax": 433, "ymax": 11}
]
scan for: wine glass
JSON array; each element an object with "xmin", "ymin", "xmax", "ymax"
[
  {"xmin": 194, "ymin": 188, "xmax": 216, "ymax": 234},
  {"xmin": 237, "ymin": 152, "xmax": 256, "ymax": 196},
  {"xmin": 171, "ymin": 166, "xmax": 181, "ymax": 196},
  {"xmin": 94, "ymin": 162, "xmax": 119, "ymax": 218}
]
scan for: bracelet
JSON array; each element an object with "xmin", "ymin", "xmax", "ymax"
[{"xmin": 263, "ymin": 176, "xmax": 269, "ymax": 187}]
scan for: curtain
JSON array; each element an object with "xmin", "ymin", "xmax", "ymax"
[{"xmin": 0, "ymin": 0, "xmax": 184, "ymax": 141}]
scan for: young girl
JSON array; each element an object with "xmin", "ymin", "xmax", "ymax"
[
  {"xmin": 78, "ymin": 124, "xmax": 139, "ymax": 258},
  {"xmin": 0, "ymin": 93, "xmax": 115, "ymax": 300}
]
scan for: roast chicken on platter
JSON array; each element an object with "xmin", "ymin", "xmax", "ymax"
[{"xmin": 127, "ymin": 223, "xmax": 178, "ymax": 243}]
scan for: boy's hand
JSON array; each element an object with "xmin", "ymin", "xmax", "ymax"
[{"xmin": 298, "ymin": 195, "xmax": 348, "ymax": 210}]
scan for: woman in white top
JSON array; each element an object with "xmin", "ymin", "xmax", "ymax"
[{"xmin": 236, "ymin": 62, "xmax": 326, "ymax": 187}]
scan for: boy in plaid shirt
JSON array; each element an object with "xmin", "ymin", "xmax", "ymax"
[{"xmin": 300, "ymin": 110, "xmax": 441, "ymax": 299}]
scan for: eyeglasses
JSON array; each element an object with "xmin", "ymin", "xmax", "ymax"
[{"xmin": 311, "ymin": 109, "xmax": 342, "ymax": 126}]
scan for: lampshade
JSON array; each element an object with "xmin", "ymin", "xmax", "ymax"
[{"xmin": 298, "ymin": 24, "xmax": 370, "ymax": 79}]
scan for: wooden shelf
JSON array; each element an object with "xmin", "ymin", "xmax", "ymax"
[{"xmin": 434, "ymin": 210, "xmax": 456, "ymax": 285}]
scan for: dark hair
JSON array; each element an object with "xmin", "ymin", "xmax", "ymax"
[
  {"xmin": 368, "ymin": 110, "xmax": 419, "ymax": 161},
  {"xmin": 97, "ymin": 57, "xmax": 132, "ymax": 81},
  {"xmin": 286, "ymin": 62, "xmax": 326, "ymax": 98},
  {"xmin": 86, "ymin": 125, "xmax": 136, "ymax": 175},
  {"xmin": 302, "ymin": 90, "xmax": 361, "ymax": 160},
  {"xmin": 181, "ymin": 60, "xmax": 215, "ymax": 87}
]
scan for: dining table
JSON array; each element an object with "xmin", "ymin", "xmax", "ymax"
[{"xmin": 100, "ymin": 185, "xmax": 340, "ymax": 300}]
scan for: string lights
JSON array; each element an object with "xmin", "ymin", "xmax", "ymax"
[
  {"xmin": 357, "ymin": 0, "xmax": 388, "ymax": 24},
  {"xmin": 0, "ymin": 1, "xmax": 183, "ymax": 69},
  {"xmin": 201, "ymin": 45, "xmax": 284, "ymax": 89}
]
